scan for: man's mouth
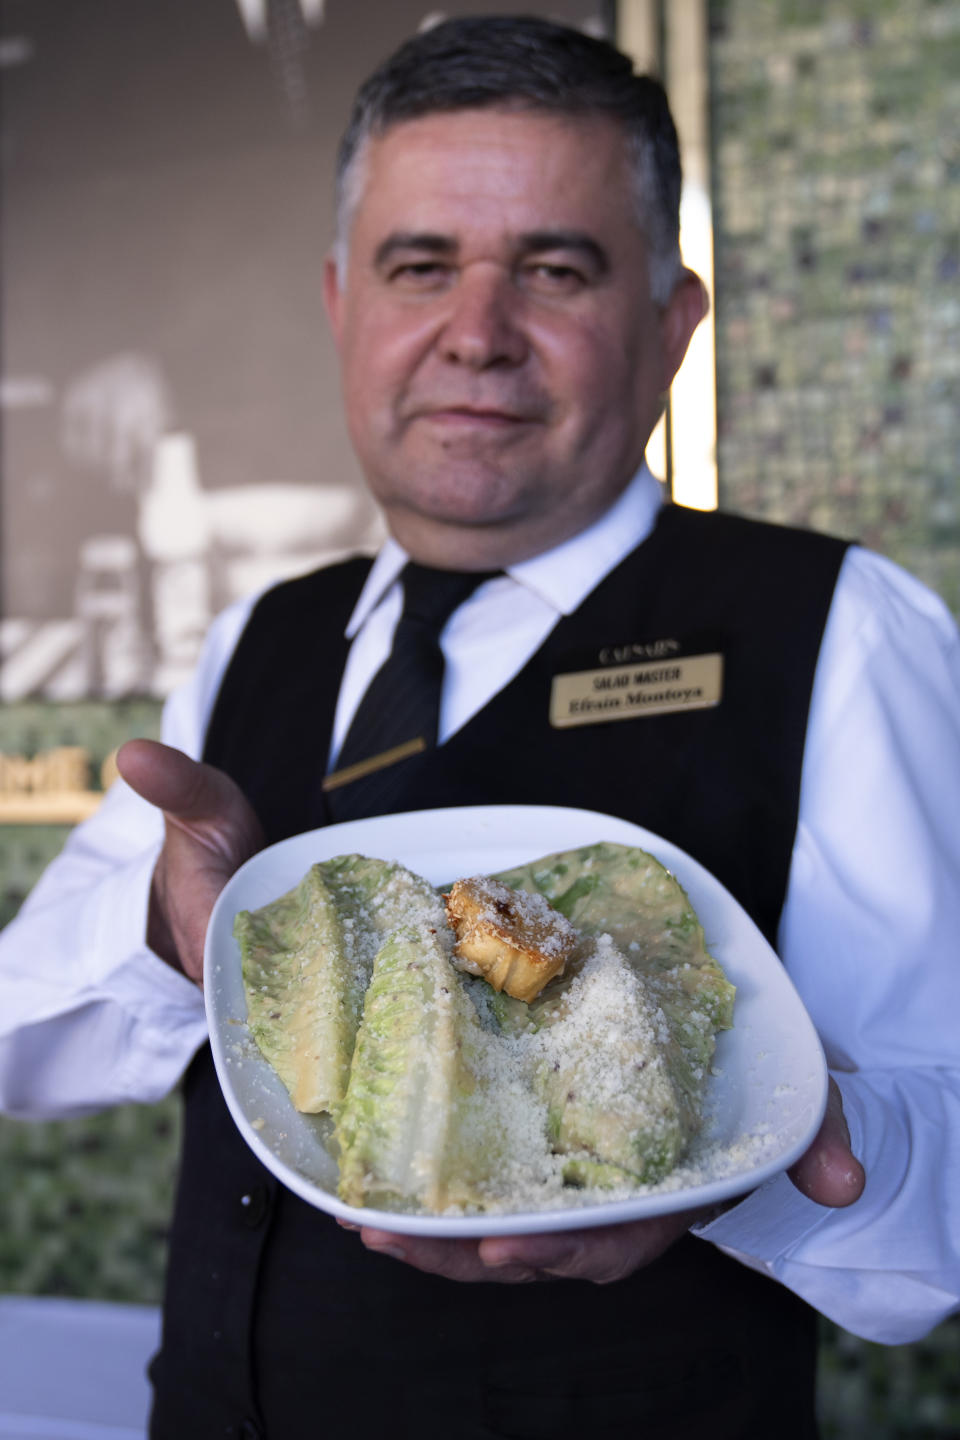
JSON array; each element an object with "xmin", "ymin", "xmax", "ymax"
[{"xmin": 412, "ymin": 405, "xmax": 542, "ymax": 429}]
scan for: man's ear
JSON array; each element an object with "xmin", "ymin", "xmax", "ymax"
[
  {"xmin": 323, "ymin": 254, "xmax": 345, "ymax": 349},
  {"xmin": 659, "ymin": 267, "xmax": 709, "ymax": 390}
]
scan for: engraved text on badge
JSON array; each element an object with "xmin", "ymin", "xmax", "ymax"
[{"xmin": 550, "ymin": 653, "xmax": 723, "ymax": 728}]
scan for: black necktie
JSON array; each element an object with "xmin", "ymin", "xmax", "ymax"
[{"xmin": 324, "ymin": 562, "xmax": 497, "ymax": 821}]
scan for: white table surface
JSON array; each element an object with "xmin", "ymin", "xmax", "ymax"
[{"xmin": 0, "ymin": 1296, "xmax": 160, "ymax": 1439}]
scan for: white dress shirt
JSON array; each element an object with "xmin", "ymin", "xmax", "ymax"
[{"xmin": 1, "ymin": 466, "xmax": 958, "ymax": 1345}]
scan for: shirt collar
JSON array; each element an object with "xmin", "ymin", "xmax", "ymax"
[{"xmin": 345, "ymin": 463, "xmax": 665, "ymax": 637}]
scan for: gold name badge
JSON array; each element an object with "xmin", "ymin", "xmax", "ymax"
[{"xmin": 550, "ymin": 653, "xmax": 723, "ymax": 729}]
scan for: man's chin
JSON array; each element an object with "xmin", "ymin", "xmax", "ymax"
[
  {"xmin": 380, "ymin": 491, "xmax": 538, "ymax": 567},
  {"xmin": 378, "ymin": 470, "xmax": 531, "ymax": 531}
]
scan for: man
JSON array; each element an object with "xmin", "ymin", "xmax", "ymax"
[{"xmin": 2, "ymin": 17, "xmax": 958, "ymax": 1440}]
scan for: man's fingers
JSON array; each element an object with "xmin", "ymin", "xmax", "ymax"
[
  {"xmin": 118, "ymin": 739, "xmax": 238, "ymax": 822},
  {"xmin": 117, "ymin": 738, "xmax": 207, "ymax": 814},
  {"xmin": 358, "ymin": 1209, "xmax": 696, "ymax": 1288},
  {"xmin": 788, "ymin": 1077, "xmax": 865, "ymax": 1208},
  {"xmin": 359, "ymin": 1229, "xmax": 537, "ymax": 1284},
  {"xmin": 117, "ymin": 740, "xmax": 264, "ymax": 984},
  {"xmin": 479, "ymin": 1209, "xmax": 695, "ymax": 1285},
  {"xmin": 118, "ymin": 738, "xmax": 264, "ymax": 865}
]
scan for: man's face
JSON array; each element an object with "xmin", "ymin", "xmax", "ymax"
[{"xmin": 325, "ymin": 108, "xmax": 704, "ymax": 567}]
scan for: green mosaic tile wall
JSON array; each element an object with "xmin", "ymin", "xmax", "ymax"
[
  {"xmin": 0, "ymin": 700, "xmax": 162, "ymax": 925},
  {"xmin": 0, "ymin": 701, "xmax": 177, "ymax": 1308},
  {"xmin": 707, "ymin": 4, "xmax": 960, "ymax": 1425},
  {"xmin": 709, "ymin": 0, "xmax": 960, "ymax": 615},
  {"xmin": 0, "ymin": 1099, "xmax": 180, "ymax": 1304}
]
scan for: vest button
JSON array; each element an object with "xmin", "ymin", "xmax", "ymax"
[{"xmin": 239, "ymin": 1185, "xmax": 268, "ymax": 1227}]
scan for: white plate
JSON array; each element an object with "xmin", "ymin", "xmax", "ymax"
[{"xmin": 205, "ymin": 805, "xmax": 827, "ymax": 1236}]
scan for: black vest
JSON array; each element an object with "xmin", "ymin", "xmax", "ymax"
[{"xmin": 150, "ymin": 506, "xmax": 848, "ymax": 1440}]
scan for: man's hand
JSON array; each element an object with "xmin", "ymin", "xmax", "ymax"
[
  {"xmin": 355, "ymin": 1079, "xmax": 865, "ymax": 1286},
  {"xmin": 117, "ymin": 739, "xmax": 264, "ymax": 985},
  {"xmin": 355, "ymin": 1205, "xmax": 701, "ymax": 1286}
]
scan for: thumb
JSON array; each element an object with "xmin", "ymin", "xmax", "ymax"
[
  {"xmin": 117, "ymin": 738, "xmax": 246, "ymax": 821},
  {"xmin": 788, "ymin": 1077, "xmax": 865, "ymax": 1208},
  {"xmin": 117, "ymin": 739, "xmax": 264, "ymax": 984}
]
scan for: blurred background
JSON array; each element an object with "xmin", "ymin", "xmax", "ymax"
[{"xmin": 1, "ymin": 1, "xmax": 958, "ymax": 1435}]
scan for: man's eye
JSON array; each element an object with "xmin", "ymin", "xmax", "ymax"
[
  {"xmin": 522, "ymin": 262, "xmax": 588, "ymax": 294},
  {"xmin": 387, "ymin": 261, "xmax": 451, "ymax": 288}
]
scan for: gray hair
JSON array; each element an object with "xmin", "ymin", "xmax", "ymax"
[{"xmin": 333, "ymin": 16, "xmax": 683, "ymax": 306}]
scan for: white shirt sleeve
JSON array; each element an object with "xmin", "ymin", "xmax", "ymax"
[
  {"xmin": 694, "ymin": 547, "xmax": 960, "ymax": 1343},
  {"xmin": 0, "ymin": 595, "xmax": 257, "ymax": 1119}
]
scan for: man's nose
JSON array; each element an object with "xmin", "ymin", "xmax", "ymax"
[{"xmin": 439, "ymin": 266, "xmax": 528, "ymax": 369}]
